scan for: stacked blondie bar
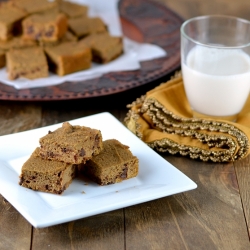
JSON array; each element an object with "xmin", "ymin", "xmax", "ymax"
[
  {"xmin": 19, "ymin": 122, "xmax": 139, "ymax": 194},
  {"xmin": 0, "ymin": 0, "xmax": 124, "ymax": 80}
]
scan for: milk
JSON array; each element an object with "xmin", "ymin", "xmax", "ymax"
[{"xmin": 182, "ymin": 46, "xmax": 250, "ymax": 117}]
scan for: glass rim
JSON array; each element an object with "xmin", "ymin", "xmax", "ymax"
[{"xmin": 180, "ymin": 14, "xmax": 250, "ymax": 49}]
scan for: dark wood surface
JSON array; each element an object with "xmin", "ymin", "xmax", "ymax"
[{"xmin": 1, "ymin": 0, "xmax": 250, "ymax": 249}]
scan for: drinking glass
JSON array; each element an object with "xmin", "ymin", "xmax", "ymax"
[{"xmin": 181, "ymin": 15, "xmax": 250, "ymax": 121}]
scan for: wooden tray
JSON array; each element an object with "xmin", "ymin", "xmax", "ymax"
[{"xmin": 0, "ymin": 0, "xmax": 184, "ymax": 101}]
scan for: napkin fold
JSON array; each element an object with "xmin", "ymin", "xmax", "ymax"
[{"xmin": 124, "ymin": 73, "xmax": 250, "ymax": 162}]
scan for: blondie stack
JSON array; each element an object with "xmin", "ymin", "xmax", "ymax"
[
  {"xmin": 19, "ymin": 122, "xmax": 104, "ymax": 194},
  {"xmin": 19, "ymin": 123, "xmax": 139, "ymax": 194}
]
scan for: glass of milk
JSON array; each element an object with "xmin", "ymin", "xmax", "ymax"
[{"xmin": 181, "ymin": 15, "xmax": 250, "ymax": 121}]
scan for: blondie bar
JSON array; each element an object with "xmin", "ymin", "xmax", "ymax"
[
  {"xmin": 68, "ymin": 16, "xmax": 106, "ymax": 38},
  {"xmin": 0, "ymin": 36, "xmax": 37, "ymax": 51},
  {"xmin": 22, "ymin": 11, "xmax": 68, "ymax": 42},
  {"xmin": 79, "ymin": 32, "xmax": 123, "ymax": 63},
  {"xmin": 59, "ymin": 1, "xmax": 88, "ymax": 18},
  {"xmin": 61, "ymin": 30, "xmax": 78, "ymax": 42},
  {"xmin": 19, "ymin": 147, "xmax": 77, "ymax": 195},
  {"xmin": 39, "ymin": 122, "xmax": 103, "ymax": 164},
  {"xmin": 44, "ymin": 41, "xmax": 92, "ymax": 76},
  {"xmin": 0, "ymin": 2, "xmax": 27, "ymax": 40},
  {"xmin": 13, "ymin": 0, "xmax": 58, "ymax": 15},
  {"xmin": 6, "ymin": 47, "xmax": 48, "ymax": 80},
  {"xmin": 81, "ymin": 139, "xmax": 139, "ymax": 185},
  {"xmin": 39, "ymin": 30, "xmax": 77, "ymax": 47}
]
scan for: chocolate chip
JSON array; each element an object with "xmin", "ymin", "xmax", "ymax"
[
  {"xmin": 26, "ymin": 26, "xmax": 34, "ymax": 34},
  {"xmin": 80, "ymin": 149, "xmax": 86, "ymax": 156},
  {"xmin": 61, "ymin": 148, "xmax": 68, "ymax": 153},
  {"xmin": 48, "ymin": 151, "xmax": 54, "ymax": 157},
  {"xmin": 45, "ymin": 26, "xmax": 55, "ymax": 37},
  {"xmin": 35, "ymin": 32, "xmax": 42, "ymax": 40},
  {"xmin": 120, "ymin": 167, "xmax": 128, "ymax": 179}
]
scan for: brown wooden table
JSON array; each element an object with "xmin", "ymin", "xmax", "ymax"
[{"xmin": 1, "ymin": 0, "xmax": 250, "ymax": 249}]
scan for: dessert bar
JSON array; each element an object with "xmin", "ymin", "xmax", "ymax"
[
  {"xmin": 81, "ymin": 139, "xmax": 139, "ymax": 185},
  {"xmin": 79, "ymin": 32, "xmax": 123, "ymax": 63},
  {"xmin": 22, "ymin": 11, "xmax": 68, "ymax": 42},
  {"xmin": 45, "ymin": 41, "xmax": 92, "ymax": 76},
  {"xmin": 13, "ymin": 0, "xmax": 58, "ymax": 15},
  {"xmin": 39, "ymin": 30, "xmax": 77, "ymax": 47},
  {"xmin": 0, "ymin": 36, "xmax": 37, "ymax": 51},
  {"xmin": 68, "ymin": 16, "xmax": 106, "ymax": 38},
  {"xmin": 0, "ymin": 2, "xmax": 27, "ymax": 40},
  {"xmin": 39, "ymin": 122, "xmax": 103, "ymax": 164},
  {"xmin": 6, "ymin": 46, "xmax": 48, "ymax": 80},
  {"xmin": 59, "ymin": 1, "xmax": 88, "ymax": 18},
  {"xmin": 19, "ymin": 148, "xmax": 77, "ymax": 194}
]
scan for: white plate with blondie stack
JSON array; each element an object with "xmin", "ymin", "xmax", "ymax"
[{"xmin": 0, "ymin": 112, "xmax": 197, "ymax": 228}]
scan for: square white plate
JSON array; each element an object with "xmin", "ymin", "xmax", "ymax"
[{"xmin": 0, "ymin": 112, "xmax": 197, "ymax": 228}]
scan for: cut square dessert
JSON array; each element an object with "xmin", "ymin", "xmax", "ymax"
[
  {"xmin": 39, "ymin": 122, "xmax": 103, "ymax": 164},
  {"xmin": 22, "ymin": 11, "xmax": 68, "ymax": 42},
  {"xmin": 0, "ymin": 49, "xmax": 5, "ymax": 68},
  {"xmin": 81, "ymin": 139, "xmax": 139, "ymax": 185},
  {"xmin": 0, "ymin": 2, "xmax": 27, "ymax": 40},
  {"xmin": 59, "ymin": 1, "xmax": 88, "ymax": 18},
  {"xmin": 39, "ymin": 30, "xmax": 77, "ymax": 47},
  {"xmin": 0, "ymin": 36, "xmax": 37, "ymax": 51},
  {"xmin": 60, "ymin": 30, "xmax": 78, "ymax": 42},
  {"xmin": 44, "ymin": 41, "xmax": 92, "ymax": 76},
  {"xmin": 6, "ymin": 47, "xmax": 48, "ymax": 80},
  {"xmin": 68, "ymin": 16, "xmax": 107, "ymax": 38},
  {"xmin": 13, "ymin": 0, "xmax": 58, "ymax": 15},
  {"xmin": 19, "ymin": 148, "xmax": 77, "ymax": 195},
  {"xmin": 79, "ymin": 32, "xmax": 123, "ymax": 63}
]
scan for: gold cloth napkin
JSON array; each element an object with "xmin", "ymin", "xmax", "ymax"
[{"xmin": 124, "ymin": 74, "xmax": 250, "ymax": 162}]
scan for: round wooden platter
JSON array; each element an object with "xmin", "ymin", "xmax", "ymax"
[{"xmin": 0, "ymin": 0, "xmax": 184, "ymax": 101}]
